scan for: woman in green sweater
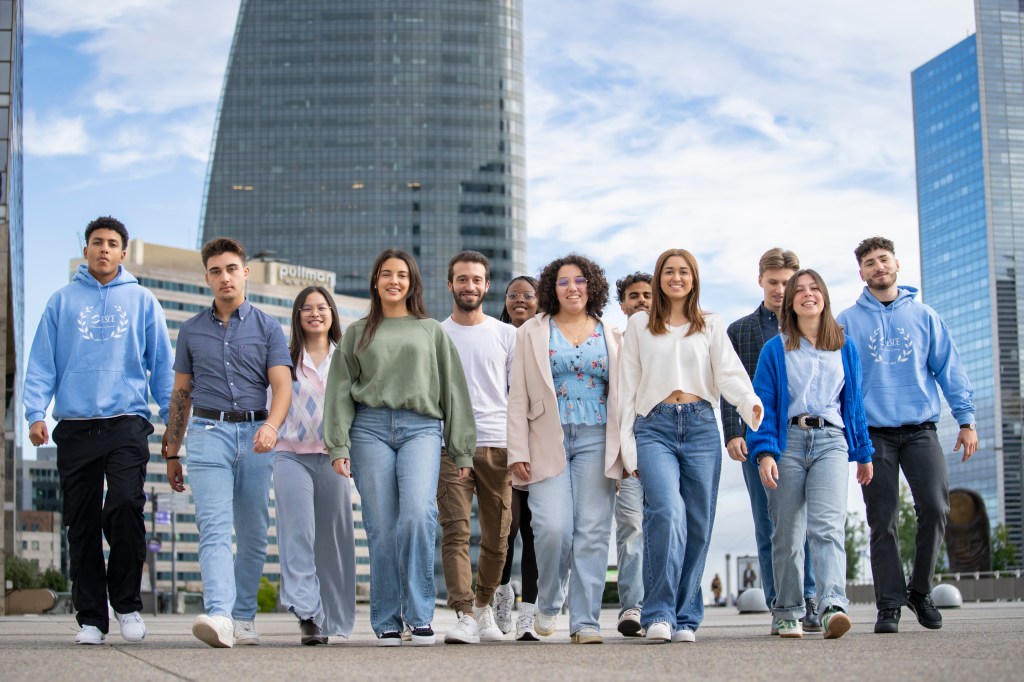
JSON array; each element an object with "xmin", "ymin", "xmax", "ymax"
[{"xmin": 324, "ymin": 249, "xmax": 476, "ymax": 647}]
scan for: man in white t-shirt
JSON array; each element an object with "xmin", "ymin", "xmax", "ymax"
[{"xmin": 438, "ymin": 251, "xmax": 517, "ymax": 644}]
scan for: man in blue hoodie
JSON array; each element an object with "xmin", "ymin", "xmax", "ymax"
[
  {"xmin": 24, "ymin": 216, "xmax": 174, "ymax": 645},
  {"xmin": 837, "ymin": 236, "xmax": 976, "ymax": 635}
]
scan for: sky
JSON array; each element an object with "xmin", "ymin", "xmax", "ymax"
[{"xmin": 21, "ymin": 1, "xmax": 979, "ymax": 596}]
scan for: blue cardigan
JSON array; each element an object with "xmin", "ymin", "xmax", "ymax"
[{"xmin": 746, "ymin": 335, "xmax": 874, "ymax": 465}]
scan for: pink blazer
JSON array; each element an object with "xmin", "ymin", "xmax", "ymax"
[{"xmin": 506, "ymin": 313, "xmax": 623, "ymax": 486}]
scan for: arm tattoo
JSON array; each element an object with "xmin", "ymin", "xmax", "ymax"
[{"xmin": 166, "ymin": 387, "xmax": 191, "ymax": 448}]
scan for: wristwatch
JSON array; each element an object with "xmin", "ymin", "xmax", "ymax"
[{"xmin": 959, "ymin": 422, "xmax": 976, "ymax": 431}]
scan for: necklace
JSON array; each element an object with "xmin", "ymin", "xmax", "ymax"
[{"xmin": 558, "ymin": 315, "xmax": 591, "ymax": 346}]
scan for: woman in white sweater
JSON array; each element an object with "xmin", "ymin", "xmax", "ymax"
[{"xmin": 618, "ymin": 248, "xmax": 762, "ymax": 643}]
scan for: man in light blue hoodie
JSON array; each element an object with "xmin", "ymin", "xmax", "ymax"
[
  {"xmin": 23, "ymin": 217, "xmax": 174, "ymax": 645},
  {"xmin": 837, "ymin": 236, "xmax": 976, "ymax": 636}
]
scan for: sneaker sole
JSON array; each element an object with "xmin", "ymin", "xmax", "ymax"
[
  {"xmin": 672, "ymin": 632, "xmax": 697, "ymax": 643},
  {"xmin": 234, "ymin": 637, "xmax": 260, "ymax": 646},
  {"xmin": 516, "ymin": 632, "xmax": 539, "ymax": 641},
  {"xmin": 779, "ymin": 630, "xmax": 804, "ymax": 639},
  {"xmin": 874, "ymin": 623, "xmax": 899, "ymax": 634},
  {"xmin": 535, "ymin": 623, "xmax": 556, "ymax": 636},
  {"xmin": 377, "ymin": 637, "xmax": 402, "ymax": 647},
  {"xmin": 192, "ymin": 621, "xmax": 233, "ymax": 648},
  {"xmin": 571, "ymin": 634, "xmax": 604, "ymax": 644},
  {"xmin": 443, "ymin": 634, "xmax": 480, "ymax": 644},
  {"xmin": 480, "ymin": 632, "xmax": 504, "ymax": 643},
  {"xmin": 74, "ymin": 637, "xmax": 106, "ymax": 645},
  {"xmin": 824, "ymin": 613, "xmax": 852, "ymax": 640},
  {"xmin": 301, "ymin": 636, "xmax": 328, "ymax": 645},
  {"xmin": 908, "ymin": 606, "xmax": 943, "ymax": 630},
  {"xmin": 410, "ymin": 635, "xmax": 436, "ymax": 646}
]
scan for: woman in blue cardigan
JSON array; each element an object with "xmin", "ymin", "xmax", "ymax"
[{"xmin": 747, "ymin": 269, "xmax": 873, "ymax": 640}]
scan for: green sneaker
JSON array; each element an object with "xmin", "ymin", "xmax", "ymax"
[
  {"xmin": 822, "ymin": 608, "xmax": 851, "ymax": 639},
  {"xmin": 777, "ymin": 619, "xmax": 803, "ymax": 638}
]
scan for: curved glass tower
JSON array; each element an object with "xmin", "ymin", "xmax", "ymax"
[{"xmin": 201, "ymin": 0, "xmax": 526, "ymax": 318}]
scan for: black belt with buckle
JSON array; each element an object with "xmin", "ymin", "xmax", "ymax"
[
  {"xmin": 790, "ymin": 414, "xmax": 836, "ymax": 430},
  {"xmin": 193, "ymin": 407, "xmax": 269, "ymax": 423}
]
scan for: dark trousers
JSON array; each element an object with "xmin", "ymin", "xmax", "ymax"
[
  {"xmin": 862, "ymin": 425, "xmax": 949, "ymax": 609},
  {"xmin": 54, "ymin": 416, "xmax": 153, "ymax": 633},
  {"xmin": 501, "ymin": 488, "xmax": 539, "ymax": 604}
]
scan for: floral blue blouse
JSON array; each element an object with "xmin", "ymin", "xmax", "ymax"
[{"xmin": 549, "ymin": 319, "xmax": 609, "ymax": 425}]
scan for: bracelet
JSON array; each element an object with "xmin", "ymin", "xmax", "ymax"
[
  {"xmin": 165, "ymin": 456, "xmax": 181, "ymax": 461},
  {"xmin": 262, "ymin": 422, "xmax": 279, "ymax": 434}
]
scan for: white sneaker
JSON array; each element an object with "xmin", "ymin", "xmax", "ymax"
[
  {"xmin": 233, "ymin": 618, "xmax": 260, "ymax": 645},
  {"xmin": 473, "ymin": 604, "xmax": 504, "ymax": 642},
  {"xmin": 192, "ymin": 614, "xmax": 235, "ymax": 648},
  {"xmin": 617, "ymin": 607, "xmax": 643, "ymax": 637},
  {"xmin": 114, "ymin": 611, "xmax": 147, "ymax": 642},
  {"xmin": 646, "ymin": 621, "xmax": 671, "ymax": 642},
  {"xmin": 74, "ymin": 625, "xmax": 105, "ymax": 645},
  {"xmin": 534, "ymin": 610, "xmax": 557, "ymax": 637},
  {"xmin": 672, "ymin": 628, "xmax": 696, "ymax": 643},
  {"xmin": 493, "ymin": 583, "xmax": 515, "ymax": 634},
  {"xmin": 444, "ymin": 612, "xmax": 480, "ymax": 644},
  {"xmin": 516, "ymin": 603, "xmax": 539, "ymax": 641}
]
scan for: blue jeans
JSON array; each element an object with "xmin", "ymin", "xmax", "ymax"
[
  {"xmin": 349, "ymin": 406, "xmax": 442, "ymax": 636},
  {"xmin": 742, "ymin": 457, "xmax": 817, "ymax": 608},
  {"xmin": 615, "ymin": 475, "xmax": 644, "ymax": 614},
  {"xmin": 636, "ymin": 401, "xmax": 720, "ymax": 633},
  {"xmin": 766, "ymin": 425, "xmax": 850, "ymax": 620},
  {"xmin": 186, "ymin": 416, "xmax": 274, "ymax": 620},
  {"xmin": 529, "ymin": 423, "xmax": 616, "ymax": 635}
]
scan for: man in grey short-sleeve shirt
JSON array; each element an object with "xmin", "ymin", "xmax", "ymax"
[{"xmin": 163, "ymin": 237, "xmax": 292, "ymax": 648}]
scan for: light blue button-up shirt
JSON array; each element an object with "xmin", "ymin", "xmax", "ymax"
[{"xmin": 784, "ymin": 335, "xmax": 845, "ymax": 429}]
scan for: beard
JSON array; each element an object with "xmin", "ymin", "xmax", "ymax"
[
  {"xmin": 453, "ymin": 290, "xmax": 484, "ymax": 313},
  {"xmin": 867, "ymin": 273, "xmax": 897, "ymax": 291}
]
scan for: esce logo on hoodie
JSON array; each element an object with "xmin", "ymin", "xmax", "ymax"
[
  {"xmin": 78, "ymin": 305, "xmax": 130, "ymax": 341},
  {"xmin": 868, "ymin": 326, "xmax": 913, "ymax": 364}
]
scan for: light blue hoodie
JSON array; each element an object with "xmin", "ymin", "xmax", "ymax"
[
  {"xmin": 836, "ymin": 285, "xmax": 975, "ymax": 428},
  {"xmin": 24, "ymin": 264, "xmax": 174, "ymax": 424}
]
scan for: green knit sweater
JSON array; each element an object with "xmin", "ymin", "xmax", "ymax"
[{"xmin": 324, "ymin": 316, "xmax": 477, "ymax": 468}]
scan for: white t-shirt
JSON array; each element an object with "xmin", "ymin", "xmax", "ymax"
[{"xmin": 441, "ymin": 315, "xmax": 517, "ymax": 447}]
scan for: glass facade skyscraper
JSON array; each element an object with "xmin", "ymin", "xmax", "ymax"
[
  {"xmin": 200, "ymin": 0, "xmax": 526, "ymax": 318},
  {"xmin": 912, "ymin": 0, "xmax": 1024, "ymax": 560}
]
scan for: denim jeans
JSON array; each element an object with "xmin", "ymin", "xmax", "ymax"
[
  {"xmin": 186, "ymin": 416, "xmax": 274, "ymax": 620},
  {"xmin": 863, "ymin": 426, "xmax": 948, "ymax": 608},
  {"xmin": 741, "ymin": 458, "xmax": 817, "ymax": 608},
  {"xmin": 637, "ymin": 401, "xmax": 721, "ymax": 633},
  {"xmin": 349, "ymin": 406, "xmax": 442, "ymax": 636},
  {"xmin": 766, "ymin": 425, "xmax": 850, "ymax": 620},
  {"xmin": 529, "ymin": 423, "xmax": 616, "ymax": 635},
  {"xmin": 615, "ymin": 475, "xmax": 645, "ymax": 614}
]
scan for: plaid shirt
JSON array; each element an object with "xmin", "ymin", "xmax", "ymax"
[{"xmin": 721, "ymin": 304, "xmax": 778, "ymax": 442}]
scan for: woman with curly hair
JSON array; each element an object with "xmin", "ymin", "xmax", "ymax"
[
  {"xmin": 507, "ymin": 255, "xmax": 623, "ymax": 644},
  {"xmin": 618, "ymin": 248, "xmax": 762, "ymax": 643}
]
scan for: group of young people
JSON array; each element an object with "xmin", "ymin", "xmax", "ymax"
[{"xmin": 25, "ymin": 216, "xmax": 976, "ymax": 649}]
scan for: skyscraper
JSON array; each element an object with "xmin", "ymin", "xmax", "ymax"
[
  {"xmin": 912, "ymin": 0, "xmax": 1024, "ymax": 560},
  {"xmin": 200, "ymin": 1, "xmax": 526, "ymax": 318}
]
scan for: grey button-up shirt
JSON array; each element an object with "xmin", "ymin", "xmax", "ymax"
[{"xmin": 173, "ymin": 300, "xmax": 291, "ymax": 412}]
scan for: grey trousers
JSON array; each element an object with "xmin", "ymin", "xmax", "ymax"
[
  {"xmin": 273, "ymin": 451, "xmax": 356, "ymax": 637},
  {"xmin": 862, "ymin": 426, "xmax": 949, "ymax": 609}
]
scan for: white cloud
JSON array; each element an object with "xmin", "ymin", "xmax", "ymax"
[
  {"xmin": 23, "ymin": 110, "xmax": 89, "ymax": 156},
  {"xmin": 24, "ymin": 0, "xmax": 160, "ymax": 36}
]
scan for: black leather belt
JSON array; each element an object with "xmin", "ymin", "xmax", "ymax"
[
  {"xmin": 193, "ymin": 407, "xmax": 269, "ymax": 423},
  {"xmin": 869, "ymin": 422, "xmax": 936, "ymax": 435},
  {"xmin": 790, "ymin": 414, "xmax": 837, "ymax": 430}
]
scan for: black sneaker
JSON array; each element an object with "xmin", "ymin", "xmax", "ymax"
[
  {"xmin": 801, "ymin": 598, "xmax": 822, "ymax": 633},
  {"xmin": 299, "ymin": 618, "xmax": 327, "ymax": 646},
  {"xmin": 907, "ymin": 589, "xmax": 943, "ymax": 630},
  {"xmin": 377, "ymin": 631, "xmax": 402, "ymax": 647},
  {"xmin": 410, "ymin": 626, "xmax": 436, "ymax": 646},
  {"xmin": 874, "ymin": 607, "xmax": 901, "ymax": 634}
]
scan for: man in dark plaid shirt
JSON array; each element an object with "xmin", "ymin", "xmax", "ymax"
[{"xmin": 721, "ymin": 248, "xmax": 822, "ymax": 634}]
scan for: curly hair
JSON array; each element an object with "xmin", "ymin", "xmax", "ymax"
[
  {"xmin": 854, "ymin": 236, "xmax": 895, "ymax": 265},
  {"xmin": 85, "ymin": 216, "xmax": 129, "ymax": 251},
  {"xmin": 536, "ymin": 254, "xmax": 609, "ymax": 317},
  {"xmin": 615, "ymin": 271, "xmax": 652, "ymax": 303}
]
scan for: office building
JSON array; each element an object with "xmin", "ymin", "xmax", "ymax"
[
  {"xmin": 0, "ymin": 0, "xmax": 23, "ymax": 616},
  {"xmin": 912, "ymin": 0, "xmax": 1024, "ymax": 560},
  {"xmin": 199, "ymin": 0, "xmax": 526, "ymax": 319}
]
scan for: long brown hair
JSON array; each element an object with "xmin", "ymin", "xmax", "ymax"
[
  {"xmin": 648, "ymin": 248, "xmax": 705, "ymax": 336},
  {"xmin": 780, "ymin": 269, "xmax": 844, "ymax": 351},
  {"xmin": 288, "ymin": 286, "xmax": 343, "ymax": 380},
  {"xmin": 359, "ymin": 249, "xmax": 428, "ymax": 350}
]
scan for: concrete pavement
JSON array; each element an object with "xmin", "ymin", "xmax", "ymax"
[{"xmin": 1, "ymin": 602, "xmax": 1022, "ymax": 681}]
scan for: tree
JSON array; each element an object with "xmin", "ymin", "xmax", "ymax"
[
  {"xmin": 4, "ymin": 555, "xmax": 42, "ymax": 590},
  {"xmin": 845, "ymin": 512, "xmax": 867, "ymax": 580},
  {"xmin": 257, "ymin": 577, "xmax": 279, "ymax": 613},
  {"xmin": 41, "ymin": 567, "xmax": 69, "ymax": 592},
  {"xmin": 991, "ymin": 523, "xmax": 1020, "ymax": 571}
]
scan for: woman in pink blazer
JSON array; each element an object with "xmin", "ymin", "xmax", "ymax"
[{"xmin": 507, "ymin": 254, "xmax": 623, "ymax": 644}]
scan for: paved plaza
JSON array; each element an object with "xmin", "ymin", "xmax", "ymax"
[{"xmin": 1, "ymin": 602, "xmax": 1021, "ymax": 681}]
